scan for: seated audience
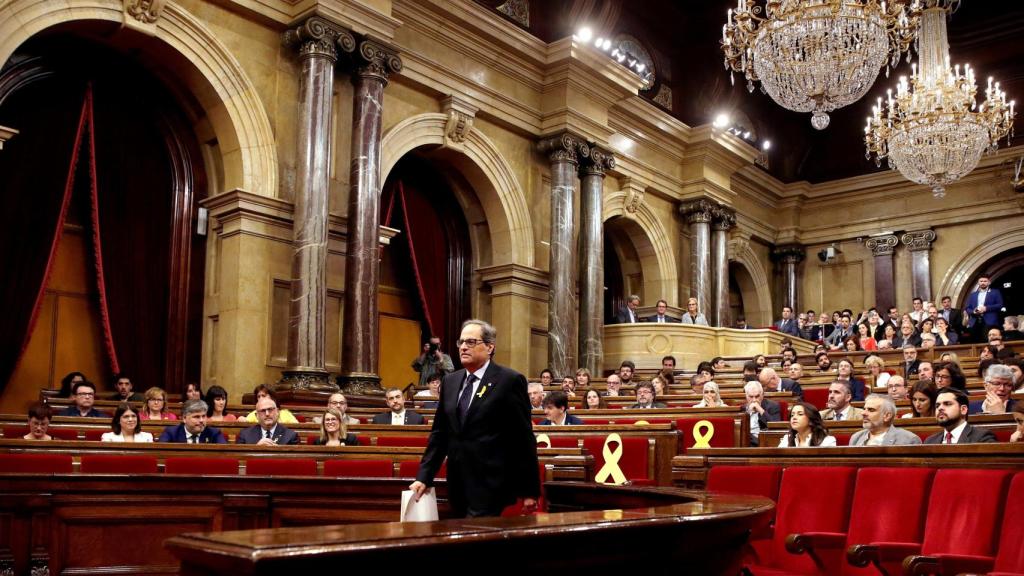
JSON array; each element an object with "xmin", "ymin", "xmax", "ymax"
[
  {"xmin": 979, "ymin": 345, "xmax": 997, "ymax": 362},
  {"xmin": 205, "ymin": 385, "xmax": 236, "ymax": 422},
  {"xmin": 902, "ymin": 379, "xmax": 938, "ymax": 419},
  {"xmin": 924, "ymin": 387, "xmax": 997, "ymax": 444},
  {"xmin": 1007, "ymin": 358, "xmax": 1023, "ymax": 391},
  {"xmin": 414, "ymin": 373, "xmax": 443, "ymax": 409},
  {"xmin": 886, "ymin": 375, "xmax": 909, "ymax": 402},
  {"xmin": 825, "ymin": 315, "xmax": 853, "ymax": 349},
  {"xmin": 820, "ymin": 380, "xmax": 864, "ymax": 421},
  {"xmin": 618, "ymin": 361, "xmax": 635, "ymax": 386},
  {"xmin": 1010, "ymin": 402, "xmax": 1024, "ymax": 442},
  {"xmin": 313, "ymin": 407, "xmax": 358, "ymax": 446},
  {"xmin": 780, "ymin": 347, "xmax": 797, "ymax": 364},
  {"xmin": 648, "ymin": 299, "xmax": 679, "ymax": 323},
  {"xmin": 758, "ymin": 366, "xmax": 803, "ymax": 401},
  {"xmin": 575, "ymin": 367, "xmax": 592, "ymax": 390},
  {"xmin": 848, "ymin": 394, "xmax": 921, "ymax": 446},
  {"xmin": 680, "ymin": 297, "xmax": 709, "ymax": 325},
  {"xmin": 538, "ymin": 391, "xmax": 583, "ymax": 425},
  {"xmin": 901, "ymin": 345, "xmax": 921, "ymax": 378},
  {"xmin": 651, "ymin": 374, "xmax": 668, "ymax": 396},
  {"xmin": 744, "ymin": 380, "xmax": 781, "ymax": 447},
  {"xmin": 856, "ymin": 323, "xmax": 877, "ymax": 350},
  {"xmin": 528, "ymin": 382, "xmax": 546, "ymax": 410},
  {"xmin": 693, "ymin": 381, "xmax": 722, "ymax": 408},
  {"xmin": 787, "ymin": 362, "xmax": 805, "ymax": 383},
  {"xmin": 662, "ymin": 355, "xmax": 677, "ymax": 373},
  {"xmin": 57, "ymin": 371, "xmax": 87, "ymax": 397},
  {"xmin": 741, "ymin": 361, "xmax": 758, "ymax": 382},
  {"xmin": 864, "ymin": 355, "xmax": 890, "ymax": 389},
  {"xmin": 315, "ymin": 393, "xmax": 360, "ymax": 425},
  {"xmin": 629, "ymin": 381, "xmax": 666, "ymax": 409},
  {"xmin": 933, "ymin": 362, "xmax": 967, "ymax": 392},
  {"xmin": 237, "ymin": 395, "xmax": 300, "ymax": 445},
  {"xmin": 158, "ymin": 399, "xmax": 227, "ymax": 443},
  {"xmin": 59, "ymin": 381, "xmax": 107, "ymax": 418},
  {"xmin": 754, "ymin": 354, "xmax": 768, "ymax": 369},
  {"xmin": 539, "ymin": 368, "xmax": 554, "ymax": 387},
  {"xmin": 185, "ymin": 382, "xmax": 203, "ymax": 401},
  {"xmin": 659, "ymin": 367, "xmax": 676, "ymax": 388},
  {"xmin": 988, "ymin": 328, "xmax": 1006, "ymax": 351},
  {"xmin": 843, "ymin": 336, "xmax": 860, "ymax": 352},
  {"xmin": 969, "ymin": 364, "xmax": 1018, "ymax": 415},
  {"xmin": 243, "ymin": 384, "xmax": 298, "ymax": 424},
  {"xmin": 102, "ymin": 403, "xmax": 153, "ymax": 442},
  {"xmin": 560, "ymin": 376, "xmax": 578, "ymax": 399},
  {"xmin": 773, "ymin": 305, "xmax": 800, "ymax": 336},
  {"xmin": 140, "ymin": 386, "xmax": 177, "ymax": 421},
  {"xmin": 110, "ymin": 374, "xmax": 144, "ymax": 402},
  {"xmin": 919, "ymin": 332, "xmax": 937, "ymax": 349},
  {"xmin": 1003, "ymin": 315, "xmax": 1023, "ymax": 340},
  {"xmin": 734, "ymin": 315, "xmax": 750, "ymax": 329},
  {"xmin": 934, "ymin": 317, "xmax": 958, "ymax": 345},
  {"xmin": 938, "ymin": 351, "xmax": 960, "ymax": 364},
  {"xmin": 779, "ymin": 402, "xmax": 836, "ymax": 447},
  {"xmin": 24, "ymin": 403, "xmax": 53, "ymax": 440},
  {"xmin": 371, "ymin": 388, "xmax": 426, "ymax": 425},
  {"xmin": 835, "ymin": 359, "xmax": 865, "ymax": 401},
  {"xmin": 603, "ymin": 373, "xmax": 622, "ymax": 397},
  {"xmin": 816, "ymin": 352, "xmax": 832, "ymax": 372},
  {"xmin": 581, "ymin": 389, "xmax": 606, "ymax": 410},
  {"xmin": 917, "ymin": 360, "xmax": 934, "ymax": 381},
  {"xmin": 892, "ymin": 321, "xmax": 921, "ymax": 349}
]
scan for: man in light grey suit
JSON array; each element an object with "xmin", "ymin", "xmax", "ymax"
[{"xmin": 849, "ymin": 394, "xmax": 921, "ymax": 446}]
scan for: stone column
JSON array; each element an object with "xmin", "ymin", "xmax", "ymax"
[
  {"xmin": 577, "ymin": 146, "xmax": 614, "ymax": 376},
  {"xmin": 279, "ymin": 17, "xmax": 356, "ymax": 392},
  {"xmin": 537, "ymin": 133, "xmax": 586, "ymax": 379},
  {"xmin": 902, "ymin": 229, "xmax": 937, "ymax": 302},
  {"xmin": 711, "ymin": 206, "xmax": 735, "ymax": 327},
  {"xmin": 679, "ymin": 199, "xmax": 716, "ymax": 316},
  {"xmin": 772, "ymin": 245, "xmax": 805, "ymax": 312},
  {"xmin": 866, "ymin": 234, "xmax": 899, "ymax": 313},
  {"xmin": 339, "ymin": 38, "xmax": 402, "ymax": 395}
]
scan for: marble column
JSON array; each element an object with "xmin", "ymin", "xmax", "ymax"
[
  {"xmin": 711, "ymin": 206, "xmax": 735, "ymax": 327},
  {"xmin": 339, "ymin": 39, "xmax": 402, "ymax": 395},
  {"xmin": 578, "ymin": 146, "xmax": 614, "ymax": 376},
  {"xmin": 679, "ymin": 199, "xmax": 716, "ymax": 317},
  {"xmin": 866, "ymin": 234, "xmax": 899, "ymax": 313},
  {"xmin": 538, "ymin": 133, "xmax": 586, "ymax": 379},
  {"xmin": 902, "ymin": 229, "xmax": 937, "ymax": 302},
  {"xmin": 279, "ymin": 17, "xmax": 356, "ymax": 392},
  {"xmin": 772, "ymin": 245, "xmax": 805, "ymax": 312}
]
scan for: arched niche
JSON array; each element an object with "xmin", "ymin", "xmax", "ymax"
[
  {"xmin": 602, "ymin": 191, "xmax": 678, "ymax": 306},
  {"xmin": 728, "ymin": 238, "xmax": 773, "ymax": 327},
  {"xmin": 936, "ymin": 223, "xmax": 1024, "ymax": 305}
]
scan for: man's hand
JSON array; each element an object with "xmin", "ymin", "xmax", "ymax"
[
  {"xmin": 1011, "ymin": 429, "xmax": 1023, "ymax": 443},
  {"xmin": 434, "ymin": 349, "xmax": 443, "ymax": 360},
  {"xmin": 521, "ymin": 498, "xmax": 538, "ymax": 514},
  {"xmin": 982, "ymin": 391, "xmax": 1005, "ymax": 414},
  {"xmin": 748, "ymin": 401, "xmax": 764, "ymax": 415},
  {"xmin": 256, "ymin": 437, "xmax": 277, "ymax": 446},
  {"xmin": 409, "ymin": 480, "xmax": 427, "ymax": 501}
]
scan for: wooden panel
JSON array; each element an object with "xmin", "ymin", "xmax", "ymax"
[
  {"xmin": 47, "ymin": 230, "xmax": 91, "ymax": 294},
  {"xmin": 53, "ymin": 294, "xmax": 107, "ymax": 390},
  {"xmin": 379, "ymin": 316, "xmax": 421, "ymax": 389},
  {"xmin": 818, "ymin": 260, "xmax": 865, "ymax": 313},
  {"xmin": 1, "ymin": 294, "xmax": 56, "ymax": 413}
]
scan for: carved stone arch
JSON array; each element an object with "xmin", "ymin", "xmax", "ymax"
[
  {"xmin": 936, "ymin": 222, "xmax": 1024, "ymax": 305},
  {"xmin": 728, "ymin": 238, "xmax": 773, "ymax": 327},
  {"xmin": 0, "ymin": 0, "xmax": 278, "ymax": 197},
  {"xmin": 602, "ymin": 190, "xmax": 678, "ymax": 305},
  {"xmin": 380, "ymin": 113, "xmax": 534, "ymax": 267}
]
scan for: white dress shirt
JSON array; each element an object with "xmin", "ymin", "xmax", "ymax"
[
  {"xmin": 391, "ymin": 410, "xmax": 407, "ymax": 425},
  {"xmin": 943, "ymin": 420, "xmax": 969, "ymax": 444}
]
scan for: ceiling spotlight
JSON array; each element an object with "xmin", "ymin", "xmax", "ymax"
[
  {"xmin": 602, "ymin": 39, "xmax": 612, "ymax": 50},
  {"xmin": 762, "ymin": 140, "xmax": 771, "ymax": 151},
  {"xmin": 714, "ymin": 113, "xmax": 730, "ymax": 128},
  {"xmin": 636, "ymin": 63, "xmax": 645, "ymax": 72},
  {"xmin": 743, "ymin": 131, "xmax": 751, "ymax": 139},
  {"xmin": 577, "ymin": 27, "xmax": 593, "ymax": 42}
]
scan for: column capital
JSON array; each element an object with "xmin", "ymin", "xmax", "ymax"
[
  {"xmin": 901, "ymin": 229, "xmax": 936, "ymax": 252},
  {"xmin": 865, "ymin": 234, "xmax": 899, "ymax": 256},
  {"xmin": 579, "ymin": 145, "xmax": 615, "ymax": 177},
  {"xmin": 678, "ymin": 198, "xmax": 717, "ymax": 224},
  {"xmin": 711, "ymin": 205, "xmax": 736, "ymax": 231},
  {"xmin": 771, "ymin": 244, "xmax": 805, "ymax": 263},
  {"xmin": 353, "ymin": 37, "xmax": 403, "ymax": 84},
  {"xmin": 538, "ymin": 132, "xmax": 588, "ymax": 165},
  {"xmin": 283, "ymin": 16, "xmax": 356, "ymax": 62}
]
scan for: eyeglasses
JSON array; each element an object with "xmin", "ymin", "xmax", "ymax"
[
  {"xmin": 257, "ymin": 407, "xmax": 278, "ymax": 414},
  {"xmin": 76, "ymin": 392, "xmax": 95, "ymax": 397},
  {"xmin": 328, "ymin": 400, "xmax": 347, "ymax": 406},
  {"xmin": 987, "ymin": 381, "xmax": 1013, "ymax": 389},
  {"xmin": 457, "ymin": 338, "xmax": 487, "ymax": 348}
]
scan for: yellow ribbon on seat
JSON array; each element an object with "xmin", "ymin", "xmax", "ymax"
[
  {"xmin": 535, "ymin": 433, "xmax": 551, "ymax": 448},
  {"xmin": 594, "ymin": 433, "xmax": 628, "ymax": 485},
  {"xmin": 691, "ymin": 419, "xmax": 715, "ymax": 448}
]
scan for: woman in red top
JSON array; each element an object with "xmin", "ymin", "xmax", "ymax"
[{"xmin": 857, "ymin": 323, "xmax": 878, "ymax": 351}]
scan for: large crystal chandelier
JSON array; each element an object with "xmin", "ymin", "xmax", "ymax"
[
  {"xmin": 865, "ymin": 2, "xmax": 1015, "ymax": 197},
  {"xmin": 722, "ymin": 0, "xmax": 922, "ymax": 130}
]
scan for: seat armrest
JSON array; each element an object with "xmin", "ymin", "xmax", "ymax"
[
  {"xmin": 785, "ymin": 532, "xmax": 847, "ymax": 555},
  {"xmin": 933, "ymin": 553, "xmax": 995, "ymax": 575},
  {"xmin": 848, "ymin": 542, "xmax": 922, "ymax": 570},
  {"xmin": 902, "ymin": 555, "xmax": 940, "ymax": 576}
]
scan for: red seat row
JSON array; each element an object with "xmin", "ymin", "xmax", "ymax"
[
  {"xmin": 708, "ymin": 465, "xmax": 1022, "ymax": 575},
  {"xmin": 536, "ymin": 434, "xmax": 655, "ymax": 485}
]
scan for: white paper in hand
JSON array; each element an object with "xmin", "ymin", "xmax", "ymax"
[{"xmin": 400, "ymin": 488, "xmax": 439, "ymax": 522}]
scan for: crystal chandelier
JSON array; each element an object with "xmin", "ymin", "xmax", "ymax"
[
  {"xmin": 865, "ymin": 2, "xmax": 1015, "ymax": 197},
  {"xmin": 722, "ymin": 0, "xmax": 922, "ymax": 130}
]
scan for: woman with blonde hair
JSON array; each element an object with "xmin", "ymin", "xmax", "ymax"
[
  {"xmin": 140, "ymin": 387, "xmax": 176, "ymax": 420},
  {"xmin": 864, "ymin": 355, "xmax": 890, "ymax": 389},
  {"xmin": 313, "ymin": 407, "xmax": 358, "ymax": 446},
  {"xmin": 694, "ymin": 381, "xmax": 722, "ymax": 408},
  {"xmin": 574, "ymin": 367, "xmax": 592, "ymax": 390}
]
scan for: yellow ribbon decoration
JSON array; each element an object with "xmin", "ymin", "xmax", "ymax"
[
  {"xmin": 691, "ymin": 419, "xmax": 716, "ymax": 448},
  {"xmin": 535, "ymin": 433, "xmax": 551, "ymax": 448},
  {"xmin": 594, "ymin": 433, "xmax": 628, "ymax": 485},
  {"xmin": 633, "ymin": 420, "xmax": 650, "ymax": 426},
  {"xmin": 603, "ymin": 509, "xmax": 624, "ymax": 520}
]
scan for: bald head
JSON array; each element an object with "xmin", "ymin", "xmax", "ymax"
[{"xmin": 758, "ymin": 367, "xmax": 779, "ymax": 389}]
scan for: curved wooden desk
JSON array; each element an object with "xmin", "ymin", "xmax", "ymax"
[{"xmin": 166, "ymin": 482, "xmax": 773, "ymax": 575}]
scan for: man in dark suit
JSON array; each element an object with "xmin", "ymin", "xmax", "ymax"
[
  {"xmin": 59, "ymin": 381, "xmax": 107, "ymax": 418},
  {"xmin": 615, "ymin": 294, "xmax": 641, "ymax": 324},
  {"xmin": 758, "ymin": 367, "xmax": 803, "ymax": 402},
  {"xmin": 371, "ymin": 388, "xmax": 426, "ymax": 424},
  {"xmin": 744, "ymin": 380, "xmax": 781, "ymax": 446},
  {"xmin": 537, "ymin": 391, "xmax": 584, "ymax": 425},
  {"xmin": 968, "ymin": 364, "xmax": 1018, "ymax": 415},
  {"xmin": 158, "ymin": 399, "xmax": 227, "ymax": 444},
  {"xmin": 628, "ymin": 381, "xmax": 668, "ymax": 408},
  {"xmin": 236, "ymin": 396, "xmax": 299, "ymax": 445},
  {"xmin": 773, "ymin": 305, "xmax": 801, "ymax": 337},
  {"xmin": 410, "ymin": 319, "xmax": 539, "ymax": 517},
  {"xmin": 924, "ymin": 387, "xmax": 997, "ymax": 444},
  {"xmin": 646, "ymin": 299, "xmax": 679, "ymax": 323},
  {"xmin": 110, "ymin": 374, "xmax": 144, "ymax": 403},
  {"xmin": 939, "ymin": 296, "xmax": 964, "ymax": 332},
  {"xmin": 964, "ymin": 273, "xmax": 1004, "ymax": 342}
]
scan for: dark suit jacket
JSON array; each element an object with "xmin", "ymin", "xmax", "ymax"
[
  {"xmin": 416, "ymin": 362, "xmax": 539, "ymax": 517},
  {"xmin": 628, "ymin": 402, "xmax": 668, "ymax": 409},
  {"xmin": 371, "ymin": 410, "xmax": 426, "ymax": 425},
  {"xmin": 538, "ymin": 414, "xmax": 584, "ymax": 425},
  {"xmin": 775, "ymin": 377, "xmax": 804, "ymax": 401},
  {"xmin": 968, "ymin": 398, "xmax": 1018, "ymax": 415},
  {"xmin": 941, "ymin": 308, "xmax": 964, "ymax": 330},
  {"xmin": 923, "ymin": 424, "xmax": 998, "ymax": 444},
  {"xmin": 109, "ymin": 392, "xmax": 145, "ymax": 403},
  {"xmin": 615, "ymin": 306, "xmax": 639, "ymax": 324},
  {"xmin": 892, "ymin": 334, "xmax": 922, "ymax": 349},
  {"xmin": 749, "ymin": 398, "xmax": 782, "ymax": 446},
  {"xmin": 964, "ymin": 289, "xmax": 1004, "ymax": 328},
  {"xmin": 774, "ymin": 318, "xmax": 800, "ymax": 337},
  {"xmin": 158, "ymin": 423, "xmax": 227, "ymax": 444},
  {"xmin": 313, "ymin": 434, "xmax": 359, "ymax": 445},
  {"xmin": 235, "ymin": 424, "xmax": 299, "ymax": 445},
  {"xmin": 646, "ymin": 314, "xmax": 680, "ymax": 323},
  {"xmin": 59, "ymin": 406, "xmax": 107, "ymax": 418}
]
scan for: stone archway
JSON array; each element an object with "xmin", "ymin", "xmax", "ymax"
[
  {"xmin": 602, "ymin": 191, "xmax": 678, "ymax": 304},
  {"xmin": 381, "ymin": 113, "xmax": 534, "ymax": 268},
  {"xmin": 728, "ymin": 237, "xmax": 773, "ymax": 327},
  {"xmin": 0, "ymin": 0, "xmax": 278, "ymax": 198},
  {"xmin": 936, "ymin": 223, "xmax": 1024, "ymax": 305}
]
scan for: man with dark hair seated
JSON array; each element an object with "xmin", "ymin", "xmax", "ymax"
[
  {"xmin": 537, "ymin": 391, "xmax": 583, "ymax": 425},
  {"xmin": 629, "ymin": 381, "xmax": 666, "ymax": 409},
  {"xmin": 372, "ymin": 388, "xmax": 426, "ymax": 425},
  {"xmin": 819, "ymin": 380, "xmax": 864, "ymax": 421},
  {"xmin": 59, "ymin": 381, "xmax": 107, "ymax": 418},
  {"xmin": 741, "ymin": 361, "xmax": 758, "ymax": 382},
  {"xmin": 815, "ymin": 352, "xmax": 832, "ymax": 372},
  {"xmin": 618, "ymin": 360, "xmax": 635, "ymax": 386},
  {"xmin": 158, "ymin": 399, "xmax": 227, "ymax": 443},
  {"xmin": 924, "ymin": 387, "xmax": 997, "ymax": 444},
  {"xmin": 109, "ymin": 373, "xmax": 144, "ymax": 402},
  {"xmin": 24, "ymin": 403, "xmax": 53, "ymax": 440}
]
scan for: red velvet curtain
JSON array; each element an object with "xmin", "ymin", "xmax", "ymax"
[{"xmin": 0, "ymin": 84, "xmax": 88, "ymax": 392}]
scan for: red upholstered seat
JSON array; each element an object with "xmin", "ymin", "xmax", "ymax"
[
  {"xmin": 582, "ymin": 435, "xmax": 654, "ymax": 486},
  {"xmin": 375, "ymin": 436, "xmax": 429, "ymax": 447},
  {"xmin": 990, "ymin": 472, "xmax": 1024, "ymax": 574},
  {"xmin": 397, "ymin": 460, "xmax": 446, "ymax": 478},
  {"xmin": 83, "ymin": 429, "xmax": 106, "ymax": 441},
  {"xmin": 356, "ymin": 435, "xmax": 371, "ymax": 446},
  {"xmin": 246, "ymin": 458, "xmax": 317, "ymax": 476},
  {"xmin": 832, "ymin": 432, "xmax": 853, "ymax": 446},
  {"xmin": 323, "ymin": 459, "xmax": 393, "ymax": 478},
  {"xmin": 1, "ymin": 425, "xmax": 28, "ymax": 438},
  {"xmin": 745, "ymin": 466, "xmax": 857, "ymax": 575},
  {"xmin": 777, "ymin": 400, "xmax": 789, "ymax": 421},
  {"xmin": 577, "ymin": 417, "xmax": 612, "ymax": 424},
  {"xmin": 501, "ymin": 461, "xmax": 548, "ymax": 516},
  {"xmin": 676, "ymin": 417, "xmax": 738, "ymax": 452},
  {"xmin": 992, "ymin": 429, "xmax": 1014, "ymax": 442},
  {"xmin": 707, "ymin": 465, "xmax": 782, "ymax": 503},
  {"xmin": 164, "ymin": 457, "xmax": 239, "ymax": 475},
  {"xmin": 4, "ymin": 426, "xmax": 78, "ymax": 440},
  {"xmin": 80, "ymin": 455, "xmax": 159, "ymax": 474},
  {"xmin": 802, "ymin": 388, "xmax": 829, "ymax": 410},
  {"xmin": 0, "ymin": 453, "xmax": 73, "ymax": 474}
]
